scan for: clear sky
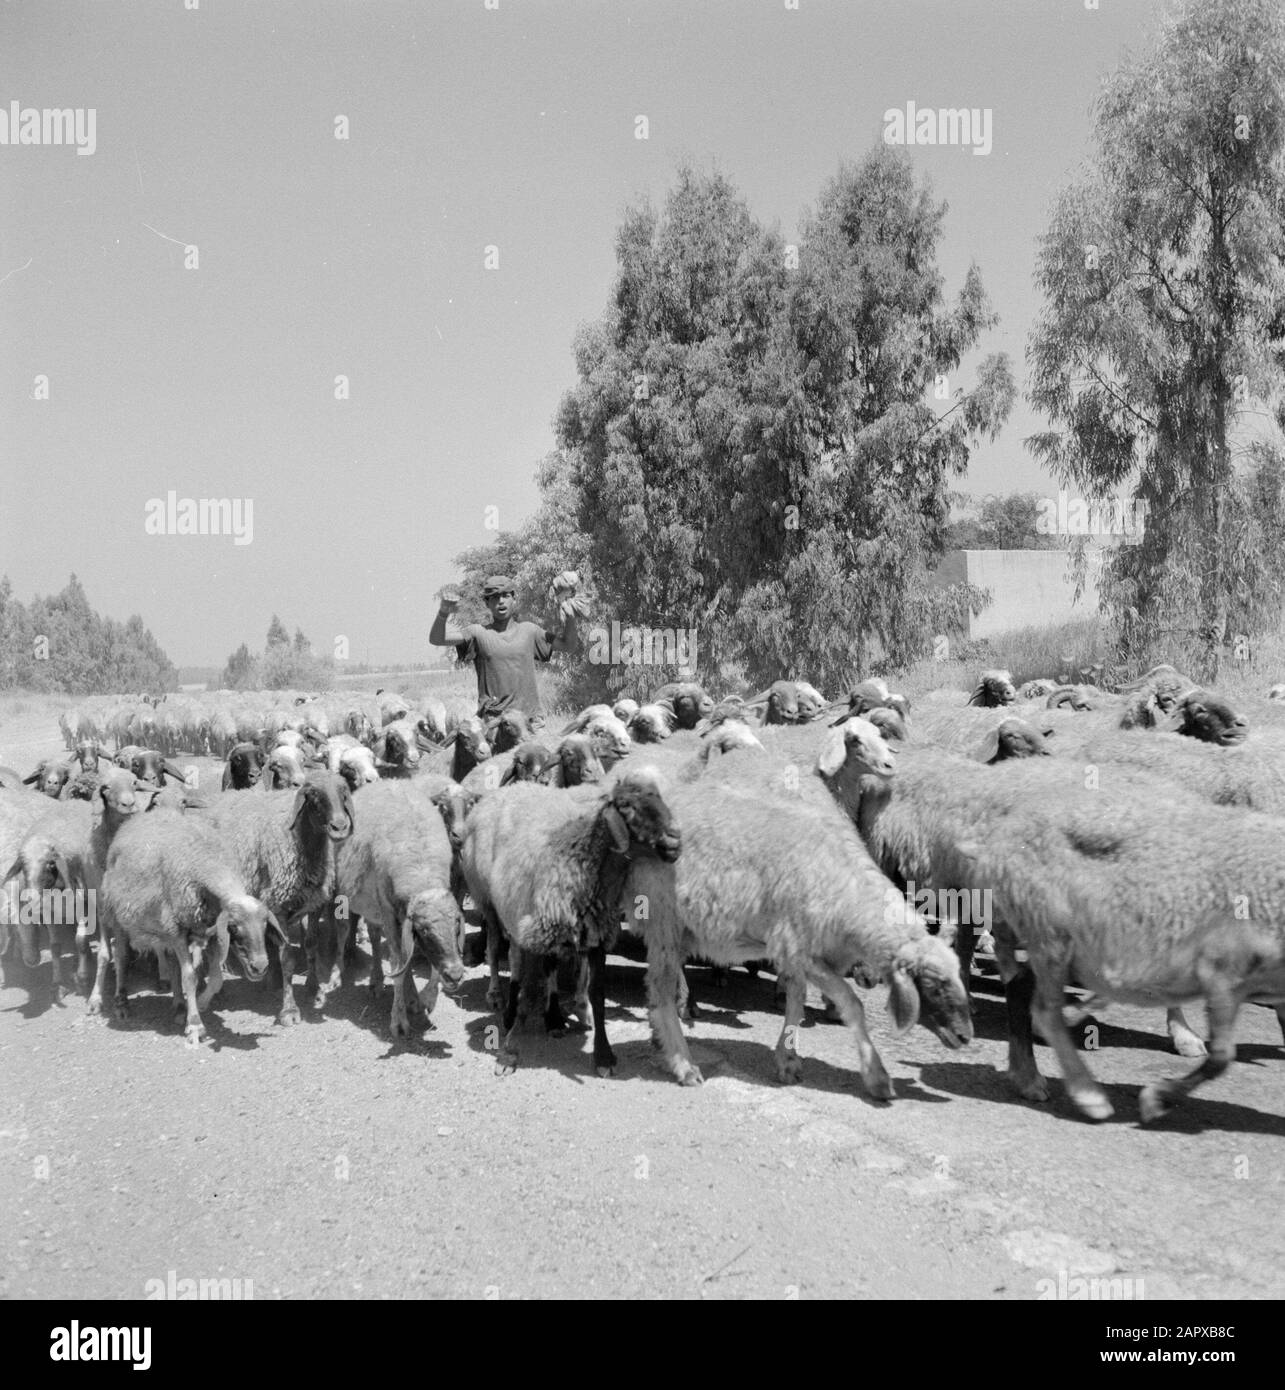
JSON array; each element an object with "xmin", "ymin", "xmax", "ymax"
[{"xmin": 1, "ymin": 0, "xmax": 1169, "ymax": 667}]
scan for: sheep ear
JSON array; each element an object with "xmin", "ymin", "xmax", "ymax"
[
  {"xmin": 602, "ymin": 804, "xmax": 631, "ymax": 853},
  {"xmin": 264, "ymin": 910, "xmax": 288, "ymax": 947},
  {"xmin": 887, "ymin": 963, "xmax": 921, "ymax": 1035},
  {"xmin": 221, "ymin": 766, "xmax": 233, "ymax": 791},
  {"xmin": 289, "ymin": 787, "xmax": 309, "ymax": 828},
  {"xmin": 499, "ymin": 762, "xmax": 518, "ymax": 786},
  {"xmin": 21, "ymin": 771, "xmax": 39, "ymax": 785},
  {"xmin": 975, "ymin": 728, "xmax": 1001, "ymax": 764},
  {"xmin": 816, "ymin": 729, "xmax": 848, "ymax": 778},
  {"xmin": 741, "ymin": 689, "xmax": 771, "ymax": 709},
  {"xmin": 1, "ymin": 856, "xmax": 23, "ymax": 885}
]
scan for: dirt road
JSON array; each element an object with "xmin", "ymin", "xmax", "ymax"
[{"xmin": 3, "ymin": 945, "xmax": 1282, "ymax": 1301}]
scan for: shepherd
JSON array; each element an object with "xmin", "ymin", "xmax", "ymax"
[{"xmin": 429, "ymin": 571, "xmax": 588, "ymax": 728}]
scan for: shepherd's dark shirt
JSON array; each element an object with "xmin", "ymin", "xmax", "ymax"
[{"xmin": 455, "ymin": 621, "xmax": 554, "ymax": 716}]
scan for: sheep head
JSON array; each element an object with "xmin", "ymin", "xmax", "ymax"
[
  {"xmin": 501, "ymin": 742, "xmax": 553, "ymax": 785},
  {"xmin": 697, "ymin": 721, "xmax": 763, "ymax": 762},
  {"xmin": 975, "ymin": 717, "xmax": 1053, "ymax": 764},
  {"xmin": 543, "ymin": 733, "xmax": 605, "ymax": 787},
  {"xmin": 337, "ymin": 746, "xmax": 378, "ymax": 791},
  {"xmin": 290, "ymin": 772, "xmax": 355, "ymax": 842},
  {"xmin": 218, "ymin": 895, "xmax": 280, "ymax": 982},
  {"xmin": 611, "ymin": 697, "xmax": 640, "ymax": 724},
  {"xmin": 888, "ymin": 936, "xmax": 972, "ymax": 1049},
  {"xmin": 817, "ymin": 717, "xmax": 898, "ymax": 783},
  {"xmin": 452, "ymin": 715, "xmax": 492, "ymax": 764},
  {"xmin": 486, "ymin": 709, "xmax": 530, "ymax": 754},
  {"xmin": 583, "ymin": 714, "xmax": 632, "ymax": 765},
  {"xmin": 1166, "ymin": 690, "xmax": 1248, "ymax": 746},
  {"xmin": 845, "ymin": 678, "xmax": 891, "ymax": 715},
  {"xmin": 628, "ymin": 702, "xmax": 675, "ymax": 743},
  {"xmin": 968, "ymin": 669, "xmax": 1017, "ymax": 708},
  {"xmin": 865, "ymin": 707, "xmax": 907, "ymax": 743},
  {"xmin": 100, "ymin": 769, "xmax": 161, "ymax": 818},
  {"xmin": 603, "ymin": 768, "xmax": 680, "ymax": 862},
  {"xmin": 406, "ymin": 889, "xmax": 466, "ymax": 993}
]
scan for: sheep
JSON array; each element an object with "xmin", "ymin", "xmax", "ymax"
[
  {"xmin": 824, "ymin": 728, "xmax": 1285, "ymax": 1120},
  {"xmin": 1018, "ymin": 678, "xmax": 1058, "ymax": 700},
  {"xmin": 628, "ymin": 701, "xmax": 676, "ymax": 742},
  {"xmin": 96, "ymin": 809, "xmax": 280, "ymax": 1043},
  {"xmin": 651, "ymin": 682, "xmax": 713, "ymax": 729},
  {"xmin": 377, "ymin": 690, "xmax": 412, "ymax": 726},
  {"xmin": 973, "ymin": 717, "xmax": 1054, "ymax": 763},
  {"xmin": 200, "ymin": 772, "xmax": 355, "ymax": 1026},
  {"xmin": 311, "ymin": 781, "xmax": 466, "ymax": 1033},
  {"xmin": 484, "ymin": 708, "xmax": 531, "ymax": 754},
  {"xmin": 264, "ymin": 745, "xmax": 311, "ymax": 790},
  {"xmin": 696, "ymin": 721, "xmax": 763, "ymax": 764},
  {"xmin": 335, "ymin": 744, "xmax": 379, "ymax": 792},
  {"xmin": 73, "ymin": 739, "xmax": 113, "ymax": 772},
  {"xmin": 22, "ymin": 757, "xmax": 76, "ymax": 799},
  {"xmin": 222, "ymin": 742, "xmax": 266, "ymax": 791},
  {"xmin": 579, "ymin": 711, "xmax": 632, "ymax": 769},
  {"xmin": 501, "ymin": 742, "xmax": 554, "ymax": 785},
  {"xmin": 635, "ymin": 758, "xmax": 973, "ymax": 1094},
  {"xmin": 4, "ymin": 770, "xmax": 160, "ymax": 999},
  {"xmin": 611, "ymin": 697, "xmax": 640, "ymax": 724},
  {"xmin": 1270, "ymin": 684, "xmax": 1285, "ymax": 702},
  {"xmin": 113, "ymin": 746, "xmax": 189, "ymax": 786},
  {"xmin": 461, "ymin": 768, "xmax": 681, "ymax": 1077},
  {"xmin": 744, "ymin": 680, "xmax": 802, "ymax": 724},
  {"xmin": 865, "ymin": 706, "xmax": 908, "ymax": 743},
  {"xmin": 538, "ymin": 734, "xmax": 606, "ymax": 788},
  {"xmin": 420, "ymin": 694, "xmax": 449, "ymax": 744},
  {"xmin": 0, "ymin": 787, "xmax": 56, "ymax": 981},
  {"xmin": 791, "ymin": 681, "xmax": 831, "ymax": 721},
  {"xmin": 968, "ymin": 668, "xmax": 1018, "ymax": 707}
]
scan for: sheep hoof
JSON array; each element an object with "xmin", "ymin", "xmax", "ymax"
[
  {"xmin": 676, "ymin": 1064, "xmax": 704, "ymax": 1087},
  {"xmin": 1138, "ymin": 1084, "xmax": 1172, "ymax": 1124},
  {"xmin": 495, "ymin": 1052, "xmax": 518, "ymax": 1076},
  {"xmin": 595, "ymin": 1064, "xmax": 616, "ymax": 1079},
  {"xmin": 865, "ymin": 1074, "xmax": 895, "ymax": 1102},
  {"xmin": 86, "ymin": 996, "xmax": 102, "ymax": 1017},
  {"xmin": 183, "ymin": 1024, "xmax": 206, "ymax": 1047},
  {"xmin": 776, "ymin": 1055, "xmax": 802, "ymax": 1085},
  {"xmin": 1070, "ymin": 1087, "xmax": 1114, "ymax": 1122},
  {"xmin": 1171, "ymin": 1030, "xmax": 1207, "ymax": 1059},
  {"xmin": 113, "ymin": 998, "xmax": 130, "ymax": 1020},
  {"xmin": 389, "ymin": 1015, "xmax": 412, "ymax": 1041},
  {"xmin": 1008, "ymin": 1070, "xmax": 1050, "ymax": 1103},
  {"xmin": 485, "ymin": 986, "xmax": 505, "ymax": 1012},
  {"xmin": 276, "ymin": 1006, "xmax": 301, "ymax": 1028}
]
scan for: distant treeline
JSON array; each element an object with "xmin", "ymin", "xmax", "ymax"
[{"xmin": 0, "ymin": 575, "xmax": 177, "ymax": 694}]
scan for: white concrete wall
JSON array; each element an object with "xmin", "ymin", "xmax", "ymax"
[{"xmin": 961, "ymin": 549, "xmax": 1100, "ymax": 638}]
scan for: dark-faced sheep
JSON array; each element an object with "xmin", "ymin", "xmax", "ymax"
[
  {"xmin": 222, "ymin": 742, "xmax": 266, "ymax": 791},
  {"xmin": 461, "ymin": 768, "xmax": 681, "ymax": 1078},
  {"xmin": 200, "ymin": 772, "xmax": 355, "ymax": 1026}
]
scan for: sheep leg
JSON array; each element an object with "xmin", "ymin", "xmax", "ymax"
[
  {"xmin": 1277, "ymin": 1004, "xmax": 1285, "ymax": 1046},
  {"xmin": 567, "ymin": 951, "xmax": 592, "ymax": 1030},
  {"xmin": 1028, "ymin": 954, "xmax": 1112, "ymax": 1122},
  {"xmin": 273, "ymin": 921, "xmax": 301, "ymax": 1027},
  {"xmin": 805, "ymin": 963, "xmax": 893, "ymax": 1101},
  {"xmin": 87, "ymin": 920, "xmax": 114, "ymax": 1015},
  {"xmin": 953, "ymin": 918, "xmax": 976, "ymax": 1004},
  {"xmin": 1140, "ymin": 984, "xmax": 1239, "ymax": 1123},
  {"xmin": 543, "ymin": 954, "xmax": 568, "ymax": 1037},
  {"xmin": 176, "ymin": 940, "xmax": 207, "ymax": 1045},
  {"xmin": 644, "ymin": 942, "xmax": 702, "ymax": 1087},
  {"xmin": 197, "ymin": 925, "xmax": 228, "ymax": 1011},
  {"xmin": 485, "ymin": 909, "xmax": 506, "ymax": 1012},
  {"xmin": 386, "ymin": 917, "xmax": 414, "ymax": 1041},
  {"xmin": 679, "ymin": 964, "xmax": 696, "ymax": 1024},
  {"xmin": 367, "ymin": 920, "xmax": 384, "ymax": 999},
  {"xmin": 111, "ymin": 924, "xmax": 132, "ymax": 1019},
  {"xmin": 496, "ymin": 942, "xmax": 525, "ymax": 1075},
  {"xmin": 992, "ymin": 927, "xmax": 1048, "ymax": 1103},
  {"xmin": 586, "ymin": 945, "xmax": 616, "ymax": 1077},
  {"xmin": 1166, "ymin": 1005, "xmax": 1207, "ymax": 1058},
  {"xmin": 773, "ymin": 972, "xmax": 806, "ymax": 1084}
]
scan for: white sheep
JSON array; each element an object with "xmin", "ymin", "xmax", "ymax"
[
  {"xmin": 636, "ymin": 718, "xmax": 969, "ymax": 1092},
  {"xmin": 97, "ymin": 808, "xmax": 281, "ymax": 1042},
  {"xmin": 461, "ymin": 768, "xmax": 681, "ymax": 1077},
  {"xmin": 825, "ymin": 728, "xmax": 1285, "ymax": 1122},
  {"xmin": 312, "ymin": 780, "xmax": 465, "ymax": 1036}
]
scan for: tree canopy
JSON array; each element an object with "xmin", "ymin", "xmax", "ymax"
[{"xmin": 1028, "ymin": 0, "xmax": 1285, "ymax": 679}]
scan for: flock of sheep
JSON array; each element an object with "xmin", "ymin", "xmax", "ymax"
[{"xmin": 3, "ymin": 665, "xmax": 1285, "ymax": 1127}]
